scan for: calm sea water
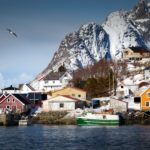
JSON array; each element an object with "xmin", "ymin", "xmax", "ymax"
[{"xmin": 0, "ymin": 125, "xmax": 150, "ymax": 150}]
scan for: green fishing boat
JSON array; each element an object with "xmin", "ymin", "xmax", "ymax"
[{"xmin": 76, "ymin": 112, "xmax": 119, "ymax": 126}]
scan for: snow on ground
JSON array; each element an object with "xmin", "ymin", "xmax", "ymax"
[
  {"xmin": 127, "ymin": 63, "xmax": 135, "ymax": 71},
  {"xmin": 123, "ymin": 73, "xmax": 145, "ymax": 85},
  {"xmin": 123, "ymin": 77, "xmax": 134, "ymax": 85},
  {"xmin": 133, "ymin": 74, "xmax": 144, "ymax": 83}
]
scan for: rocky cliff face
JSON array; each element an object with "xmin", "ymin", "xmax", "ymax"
[{"xmin": 34, "ymin": 0, "xmax": 150, "ymax": 83}]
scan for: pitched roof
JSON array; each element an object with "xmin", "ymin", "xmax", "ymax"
[
  {"xmin": 51, "ymin": 87, "xmax": 86, "ymax": 94},
  {"xmin": 134, "ymin": 86, "xmax": 150, "ymax": 97},
  {"xmin": 0, "ymin": 95, "xmax": 6, "ymax": 103},
  {"xmin": 2, "ymin": 85, "xmax": 19, "ymax": 91},
  {"xmin": 13, "ymin": 94, "xmax": 31, "ymax": 104},
  {"xmin": 129, "ymin": 47, "xmax": 150, "ymax": 53},
  {"xmin": 19, "ymin": 84, "xmax": 35, "ymax": 91},
  {"xmin": 50, "ymin": 95, "xmax": 80, "ymax": 102},
  {"xmin": 26, "ymin": 84, "xmax": 35, "ymax": 91},
  {"xmin": 62, "ymin": 95, "xmax": 80, "ymax": 102},
  {"xmin": 43, "ymin": 71, "xmax": 66, "ymax": 80}
]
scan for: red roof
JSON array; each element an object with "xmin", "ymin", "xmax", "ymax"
[{"xmin": 0, "ymin": 95, "xmax": 6, "ymax": 103}]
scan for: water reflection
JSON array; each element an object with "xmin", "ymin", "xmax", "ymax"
[{"xmin": 0, "ymin": 125, "xmax": 150, "ymax": 150}]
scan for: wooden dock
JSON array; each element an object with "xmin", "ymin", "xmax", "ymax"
[{"xmin": 19, "ymin": 119, "xmax": 31, "ymax": 126}]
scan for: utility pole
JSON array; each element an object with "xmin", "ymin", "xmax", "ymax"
[
  {"xmin": 109, "ymin": 71, "xmax": 111, "ymax": 96},
  {"xmin": 113, "ymin": 74, "xmax": 115, "ymax": 96}
]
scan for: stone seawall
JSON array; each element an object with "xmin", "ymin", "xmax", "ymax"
[{"xmin": 0, "ymin": 114, "xmax": 17, "ymax": 126}]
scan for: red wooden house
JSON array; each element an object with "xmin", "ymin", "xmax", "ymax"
[{"xmin": 0, "ymin": 94, "xmax": 31, "ymax": 113}]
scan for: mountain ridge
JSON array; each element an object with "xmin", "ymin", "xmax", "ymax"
[{"xmin": 33, "ymin": 0, "xmax": 150, "ymax": 84}]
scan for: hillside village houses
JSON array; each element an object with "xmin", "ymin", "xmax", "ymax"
[
  {"xmin": 0, "ymin": 67, "xmax": 150, "ymax": 114},
  {"xmin": 42, "ymin": 87, "xmax": 87, "ymax": 112},
  {"xmin": 0, "ymin": 50, "xmax": 150, "ymax": 114}
]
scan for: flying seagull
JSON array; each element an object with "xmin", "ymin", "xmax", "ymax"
[{"xmin": 6, "ymin": 28, "xmax": 17, "ymax": 37}]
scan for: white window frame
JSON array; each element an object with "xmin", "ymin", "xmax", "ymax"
[{"xmin": 147, "ymin": 93, "xmax": 150, "ymax": 98}]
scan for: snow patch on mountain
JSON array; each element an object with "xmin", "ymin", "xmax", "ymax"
[
  {"xmin": 102, "ymin": 11, "xmax": 146, "ymax": 59},
  {"xmin": 32, "ymin": 0, "xmax": 150, "ymax": 88}
]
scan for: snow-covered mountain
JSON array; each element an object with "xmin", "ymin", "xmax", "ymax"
[{"xmin": 34, "ymin": 0, "xmax": 150, "ymax": 82}]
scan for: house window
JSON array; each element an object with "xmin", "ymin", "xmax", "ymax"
[
  {"xmin": 146, "ymin": 102, "xmax": 150, "ymax": 107},
  {"xmin": 13, "ymin": 99, "xmax": 15, "ymax": 102},
  {"xmin": 64, "ymin": 79, "xmax": 68, "ymax": 83},
  {"xmin": 121, "ymin": 86, "xmax": 123, "ymax": 88},
  {"xmin": 78, "ymin": 94, "xmax": 81, "ymax": 98},
  {"xmin": 6, "ymin": 106, "xmax": 10, "ymax": 109},
  {"xmin": 7, "ymin": 99, "xmax": 10, "ymax": 102},
  {"xmin": 147, "ymin": 93, "xmax": 150, "ymax": 98},
  {"xmin": 53, "ymin": 81, "xmax": 55, "ymax": 83},
  {"xmin": 134, "ymin": 97, "xmax": 141, "ymax": 103},
  {"xmin": 60, "ymin": 103, "xmax": 64, "ymax": 108},
  {"xmin": 45, "ymin": 80, "xmax": 48, "ymax": 84}
]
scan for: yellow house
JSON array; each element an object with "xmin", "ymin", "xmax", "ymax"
[
  {"xmin": 123, "ymin": 47, "xmax": 150, "ymax": 61},
  {"xmin": 50, "ymin": 87, "xmax": 87, "ymax": 101},
  {"xmin": 140, "ymin": 87, "xmax": 150, "ymax": 111},
  {"xmin": 134, "ymin": 87, "xmax": 150, "ymax": 111}
]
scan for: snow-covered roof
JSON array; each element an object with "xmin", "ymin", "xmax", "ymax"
[{"xmin": 133, "ymin": 74, "xmax": 143, "ymax": 81}]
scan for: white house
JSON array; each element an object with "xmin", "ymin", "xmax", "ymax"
[
  {"xmin": 42, "ymin": 95, "xmax": 79, "ymax": 112},
  {"xmin": 1, "ymin": 85, "xmax": 20, "ymax": 94},
  {"xmin": 38, "ymin": 71, "xmax": 72, "ymax": 92},
  {"xmin": 144, "ymin": 67, "xmax": 150, "ymax": 81},
  {"xmin": 19, "ymin": 84, "xmax": 35, "ymax": 93},
  {"xmin": 116, "ymin": 83, "xmax": 130, "ymax": 98}
]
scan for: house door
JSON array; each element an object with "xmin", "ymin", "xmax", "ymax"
[{"xmin": 12, "ymin": 106, "xmax": 16, "ymax": 111}]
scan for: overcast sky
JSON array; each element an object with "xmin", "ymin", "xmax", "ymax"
[{"xmin": 0, "ymin": 0, "xmax": 147, "ymax": 88}]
